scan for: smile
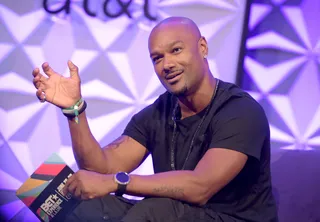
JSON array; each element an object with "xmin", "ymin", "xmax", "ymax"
[{"xmin": 165, "ymin": 71, "xmax": 183, "ymax": 84}]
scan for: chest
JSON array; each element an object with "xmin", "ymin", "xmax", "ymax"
[{"xmin": 149, "ymin": 116, "xmax": 213, "ymax": 173}]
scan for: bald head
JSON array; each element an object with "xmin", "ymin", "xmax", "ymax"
[
  {"xmin": 149, "ymin": 17, "xmax": 201, "ymax": 47},
  {"xmin": 152, "ymin": 17, "xmax": 201, "ymax": 37}
]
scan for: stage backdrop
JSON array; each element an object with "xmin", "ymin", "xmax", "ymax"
[
  {"xmin": 242, "ymin": 0, "xmax": 320, "ymax": 157},
  {"xmin": 0, "ymin": 0, "xmax": 248, "ymax": 221},
  {"xmin": 242, "ymin": 0, "xmax": 320, "ymax": 221}
]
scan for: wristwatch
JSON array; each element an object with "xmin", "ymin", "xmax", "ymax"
[{"xmin": 114, "ymin": 172, "xmax": 130, "ymax": 196}]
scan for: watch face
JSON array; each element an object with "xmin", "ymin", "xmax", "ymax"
[{"xmin": 116, "ymin": 172, "xmax": 130, "ymax": 184}]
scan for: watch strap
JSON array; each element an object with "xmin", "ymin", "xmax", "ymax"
[{"xmin": 115, "ymin": 184, "xmax": 126, "ymax": 196}]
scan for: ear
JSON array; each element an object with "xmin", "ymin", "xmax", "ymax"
[{"xmin": 198, "ymin": 36, "xmax": 208, "ymax": 58}]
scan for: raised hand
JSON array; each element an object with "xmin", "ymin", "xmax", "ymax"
[{"xmin": 32, "ymin": 61, "xmax": 81, "ymax": 109}]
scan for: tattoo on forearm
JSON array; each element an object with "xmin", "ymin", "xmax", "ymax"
[
  {"xmin": 153, "ymin": 186, "xmax": 184, "ymax": 197},
  {"xmin": 109, "ymin": 136, "xmax": 129, "ymax": 149}
]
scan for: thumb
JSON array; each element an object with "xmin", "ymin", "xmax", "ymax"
[{"xmin": 67, "ymin": 60, "xmax": 80, "ymax": 80}]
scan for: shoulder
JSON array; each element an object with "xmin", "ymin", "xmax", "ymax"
[
  {"xmin": 221, "ymin": 96, "xmax": 266, "ymax": 121},
  {"xmin": 213, "ymin": 80, "xmax": 269, "ymax": 131}
]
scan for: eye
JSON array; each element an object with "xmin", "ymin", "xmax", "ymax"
[
  {"xmin": 152, "ymin": 56, "xmax": 161, "ymax": 63},
  {"xmin": 172, "ymin": 47, "xmax": 182, "ymax": 53}
]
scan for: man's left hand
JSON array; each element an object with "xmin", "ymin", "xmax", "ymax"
[{"xmin": 63, "ymin": 170, "xmax": 116, "ymax": 200}]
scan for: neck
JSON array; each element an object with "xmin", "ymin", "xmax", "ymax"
[{"xmin": 177, "ymin": 74, "xmax": 217, "ymax": 119}]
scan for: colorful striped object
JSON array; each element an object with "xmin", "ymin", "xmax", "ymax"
[{"xmin": 16, "ymin": 153, "xmax": 67, "ymax": 207}]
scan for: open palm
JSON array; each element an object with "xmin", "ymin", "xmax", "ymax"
[{"xmin": 32, "ymin": 61, "xmax": 82, "ymax": 109}]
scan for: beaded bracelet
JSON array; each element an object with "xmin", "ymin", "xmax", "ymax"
[{"xmin": 61, "ymin": 98, "xmax": 87, "ymax": 124}]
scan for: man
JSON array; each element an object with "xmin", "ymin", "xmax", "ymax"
[{"xmin": 32, "ymin": 17, "xmax": 278, "ymax": 221}]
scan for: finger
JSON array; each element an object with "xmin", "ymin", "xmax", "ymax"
[
  {"xmin": 32, "ymin": 68, "xmax": 40, "ymax": 77},
  {"xmin": 74, "ymin": 186, "xmax": 82, "ymax": 199},
  {"xmin": 67, "ymin": 60, "xmax": 80, "ymax": 81},
  {"xmin": 42, "ymin": 62, "xmax": 56, "ymax": 77},
  {"xmin": 39, "ymin": 75, "xmax": 49, "ymax": 85},
  {"xmin": 33, "ymin": 78, "xmax": 39, "ymax": 89},
  {"xmin": 35, "ymin": 81, "xmax": 42, "ymax": 89},
  {"xmin": 81, "ymin": 193, "xmax": 90, "ymax": 200},
  {"xmin": 69, "ymin": 181, "xmax": 78, "ymax": 196},
  {"xmin": 33, "ymin": 76, "xmax": 44, "ymax": 89},
  {"xmin": 33, "ymin": 71, "xmax": 48, "ymax": 84},
  {"xmin": 36, "ymin": 89, "xmax": 46, "ymax": 103},
  {"xmin": 63, "ymin": 174, "xmax": 76, "ymax": 195}
]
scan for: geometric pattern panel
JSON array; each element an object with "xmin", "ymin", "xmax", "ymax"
[
  {"xmin": 241, "ymin": 0, "xmax": 320, "ymax": 154},
  {"xmin": 0, "ymin": 0, "xmax": 248, "ymax": 221}
]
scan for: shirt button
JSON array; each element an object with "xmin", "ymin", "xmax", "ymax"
[{"xmin": 102, "ymin": 215, "xmax": 109, "ymax": 220}]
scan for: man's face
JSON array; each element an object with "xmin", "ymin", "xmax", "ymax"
[{"xmin": 148, "ymin": 24, "xmax": 205, "ymax": 96}]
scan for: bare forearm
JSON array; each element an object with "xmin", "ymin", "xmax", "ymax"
[
  {"xmin": 68, "ymin": 111, "xmax": 106, "ymax": 172},
  {"xmin": 126, "ymin": 171, "xmax": 209, "ymax": 205}
]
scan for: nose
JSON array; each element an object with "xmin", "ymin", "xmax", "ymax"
[{"xmin": 163, "ymin": 55, "xmax": 175, "ymax": 73}]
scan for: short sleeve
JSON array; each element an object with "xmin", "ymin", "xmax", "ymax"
[
  {"xmin": 122, "ymin": 105, "xmax": 153, "ymax": 150},
  {"xmin": 209, "ymin": 97, "xmax": 269, "ymax": 161}
]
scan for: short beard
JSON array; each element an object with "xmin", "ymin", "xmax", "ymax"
[{"xmin": 170, "ymin": 84, "xmax": 188, "ymax": 97}]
